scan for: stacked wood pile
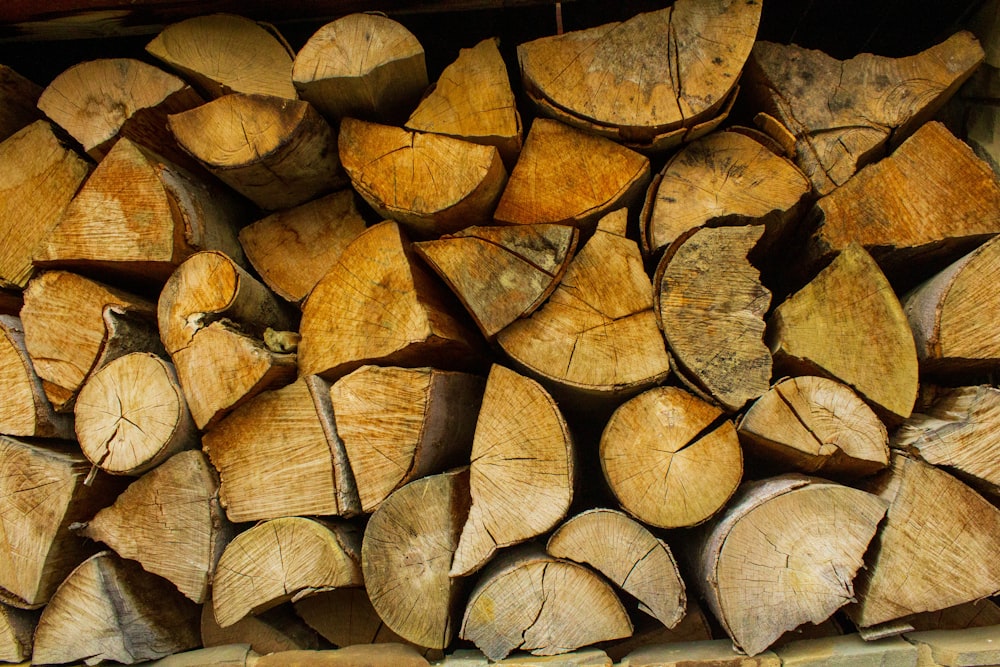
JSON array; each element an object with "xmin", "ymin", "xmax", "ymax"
[{"xmin": 2, "ymin": 1, "xmax": 1000, "ymax": 664}]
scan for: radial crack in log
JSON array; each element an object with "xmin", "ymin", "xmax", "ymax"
[
  {"xmin": 0, "ymin": 315, "xmax": 73, "ymax": 438},
  {"xmin": 294, "ymin": 13, "xmax": 428, "ymax": 124},
  {"xmin": 212, "ymin": 517, "xmax": 362, "ymax": 629},
  {"xmin": 737, "ymin": 376, "xmax": 889, "ymax": 479},
  {"xmin": 655, "ymin": 225, "xmax": 772, "ymax": 412},
  {"xmin": 518, "ymin": 0, "xmax": 760, "ymax": 151},
  {"xmin": 460, "ymin": 546, "xmax": 632, "ymax": 661},
  {"xmin": 338, "ymin": 119, "xmax": 506, "ymax": 237},
  {"xmin": 601, "ymin": 386, "xmax": 742, "ymax": 529},
  {"xmin": 497, "ymin": 209, "xmax": 671, "ymax": 408},
  {"xmin": 146, "ymin": 14, "xmax": 296, "ymax": 100},
  {"xmin": 687, "ymin": 475, "xmax": 888, "ymax": 656},
  {"xmin": 745, "ymin": 32, "xmax": 984, "ymax": 194},
  {"xmin": 547, "ymin": 508, "xmax": 686, "ymax": 629},
  {"xmin": 413, "ymin": 223, "xmax": 578, "ymax": 339},
  {"xmin": 450, "ymin": 365, "xmax": 575, "ymax": 577}
]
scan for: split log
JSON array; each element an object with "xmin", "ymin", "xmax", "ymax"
[
  {"xmin": 745, "ymin": 32, "xmax": 984, "ymax": 194},
  {"xmin": 168, "ymin": 93, "xmax": 345, "ymax": 210},
  {"xmin": 202, "ymin": 374, "xmax": 359, "ymax": 522},
  {"xmin": 893, "ymin": 385, "xmax": 1000, "ymax": 497},
  {"xmin": 36, "ymin": 57, "xmax": 203, "ymax": 165},
  {"xmin": 0, "ymin": 120, "xmax": 90, "ymax": 289},
  {"xmin": 0, "ymin": 64, "xmax": 41, "ymax": 142},
  {"xmin": 31, "ymin": 551, "xmax": 201, "ymax": 665},
  {"xmin": 202, "ymin": 602, "xmax": 321, "ymax": 653},
  {"xmin": 687, "ymin": 475, "xmax": 888, "ymax": 656},
  {"xmin": 34, "ymin": 136, "xmax": 247, "ymax": 287},
  {"xmin": 460, "ymin": 545, "xmax": 632, "ymax": 661},
  {"xmin": 450, "ymin": 364, "xmax": 575, "ymax": 578},
  {"xmin": 600, "ymin": 386, "xmax": 742, "ymax": 529},
  {"xmin": 293, "ymin": 13, "xmax": 428, "ymax": 124},
  {"xmin": 413, "ymin": 223, "xmax": 578, "ymax": 339},
  {"xmin": 362, "ymin": 468, "xmax": 470, "ymax": 649},
  {"xmin": 298, "ymin": 221, "xmax": 483, "ymax": 380},
  {"xmin": 330, "ymin": 365, "xmax": 483, "ymax": 513},
  {"xmin": 172, "ymin": 320, "xmax": 297, "ymax": 430},
  {"xmin": 146, "ymin": 14, "xmax": 296, "ymax": 99},
  {"xmin": 152, "ymin": 644, "xmax": 257, "ymax": 667},
  {"xmin": 903, "ymin": 234, "xmax": 1000, "ymax": 376},
  {"xmin": 21, "ymin": 270, "xmax": 156, "ymax": 412},
  {"xmin": 212, "ymin": 517, "xmax": 362, "ymax": 628},
  {"xmin": 0, "ymin": 603, "xmax": 36, "ymax": 663},
  {"xmin": 546, "ymin": 508, "xmax": 686, "ymax": 630},
  {"xmin": 238, "ymin": 190, "xmax": 368, "ymax": 304},
  {"xmin": 157, "ymin": 250, "xmax": 292, "ymax": 358},
  {"xmin": 81, "ymin": 450, "xmax": 233, "ymax": 604},
  {"xmin": 496, "ymin": 209, "xmax": 672, "ymax": 407},
  {"xmin": 903, "ymin": 600, "xmax": 1000, "ymax": 632},
  {"xmin": 74, "ymin": 352, "xmax": 197, "ymax": 475},
  {"xmin": 294, "ymin": 588, "xmax": 408, "ymax": 647},
  {"xmin": 405, "ymin": 37, "xmax": 522, "ymax": 167},
  {"xmin": 517, "ymin": 0, "xmax": 760, "ymax": 152},
  {"xmin": 492, "ymin": 119, "xmax": 649, "ymax": 232},
  {"xmin": 251, "ymin": 644, "xmax": 430, "ymax": 667},
  {"xmin": 799, "ymin": 121, "xmax": 1000, "ymax": 286},
  {"xmin": 654, "ymin": 225, "xmax": 771, "ymax": 412},
  {"xmin": 640, "ymin": 130, "xmax": 810, "ymax": 256},
  {"xmin": 603, "ymin": 602, "xmax": 713, "ymax": 662},
  {"xmin": 848, "ymin": 454, "xmax": 1000, "ymax": 627},
  {"xmin": 737, "ymin": 376, "xmax": 890, "ymax": 479},
  {"xmin": 767, "ymin": 244, "xmax": 919, "ymax": 422},
  {"xmin": 0, "ymin": 315, "xmax": 73, "ymax": 438},
  {"xmin": 338, "ymin": 119, "xmax": 506, "ymax": 237}
]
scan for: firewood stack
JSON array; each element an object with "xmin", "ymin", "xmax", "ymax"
[{"xmin": 2, "ymin": 1, "xmax": 1000, "ymax": 664}]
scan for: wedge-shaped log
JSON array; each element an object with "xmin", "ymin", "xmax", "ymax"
[
  {"xmin": 203, "ymin": 374, "xmax": 358, "ymax": 522},
  {"xmin": 746, "ymin": 33, "xmax": 984, "ymax": 194},
  {"xmin": 75, "ymin": 352, "xmax": 197, "ymax": 475},
  {"xmin": 32, "ymin": 551, "xmax": 200, "ymax": 665},
  {"xmin": 547, "ymin": 508, "xmax": 686, "ymax": 630},
  {"xmin": 158, "ymin": 250, "xmax": 292, "ymax": 357},
  {"xmin": 169, "ymin": 93, "xmax": 344, "ymax": 210},
  {"xmin": 406, "ymin": 38, "xmax": 521, "ymax": 166},
  {"xmin": 299, "ymin": 221, "xmax": 483, "ymax": 380},
  {"xmin": 239, "ymin": 190, "xmax": 368, "ymax": 304},
  {"xmin": 497, "ymin": 209, "xmax": 670, "ymax": 407},
  {"xmin": 0, "ymin": 120, "xmax": 90, "ymax": 289},
  {"xmin": 37, "ymin": 57, "xmax": 202, "ymax": 164},
  {"xmin": 339, "ymin": 119, "xmax": 506, "ymax": 237},
  {"xmin": 21, "ymin": 270, "xmax": 156, "ymax": 412},
  {"xmin": 738, "ymin": 376, "xmax": 889, "ymax": 479},
  {"xmin": 212, "ymin": 517, "xmax": 362, "ymax": 628},
  {"xmin": 655, "ymin": 225, "xmax": 771, "ymax": 412},
  {"xmin": 201, "ymin": 600, "xmax": 320, "ymax": 653},
  {"xmin": 82, "ymin": 450, "xmax": 233, "ymax": 604},
  {"xmin": 0, "ymin": 65, "xmax": 41, "ymax": 142},
  {"xmin": 518, "ymin": 0, "xmax": 760, "ymax": 151},
  {"xmin": 768, "ymin": 244, "xmax": 919, "ymax": 422},
  {"xmin": 35, "ymin": 137, "xmax": 246, "ymax": 286},
  {"xmin": 460, "ymin": 545, "xmax": 632, "ymax": 661},
  {"xmin": 848, "ymin": 455, "xmax": 1000, "ymax": 627},
  {"xmin": 252, "ymin": 645, "xmax": 430, "ymax": 667},
  {"xmin": 450, "ymin": 364, "xmax": 575, "ymax": 578},
  {"xmin": 601, "ymin": 386, "xmax": 742, "ymax": 529},
  {"xmin": 0, "ymin": 602, "xmax": 35, "ymax": 663},
  {"xmin": 294, "ymin": 588, "xmax": 408, "ymax": 647},
  {"xmin": 293, "ymin": 13, "xmax": 427, "ymax": 124},
  {"xmin": 362, "ymin": 468, "xmax": 470, "ymax": 650},
  {"xmin": 641, "ymin": 131, "xmax": 810, "ymax": 255},
  {"xmin": 493, "ymin": 119, "xmax": 649, "ymax": 231},
  {"xmin": 902, "ymin": 599, "xmax": 1000, "ymax": 632},
  {"xmin": 148, "ymin": 644, "xmax": 257, "ymax": 667},
  {"xmin": 903, "ymin": 235, "xmax": 1000, "ymax": 375},
  {"xmin": 603, "ymin": 602, "xmax": 713, "ymax": 662},
  {"xmin": 413, "ymin": 223, "xmax": 578, "ymax": 339},
  {"xmin": 331, "ymin": 366, "xmax": 482, "ymax": 513},
  {"xmin": 0, "ymin": 315, "xmax": 73, "ymax": 438},
  {"xmin": 802, "ymin": 122, "xmax": 1000, "ymax": 285},
  {"xmin": 146, "ymin": 14, "xmax": 296, "ymax": 99},
  {"xmin": 688, "ymin": 476, "xmax": 888, "ymax": 656},
  {"xmin": 893, "ymin": 385, "xmax": 1000, "ymax": 496}
]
